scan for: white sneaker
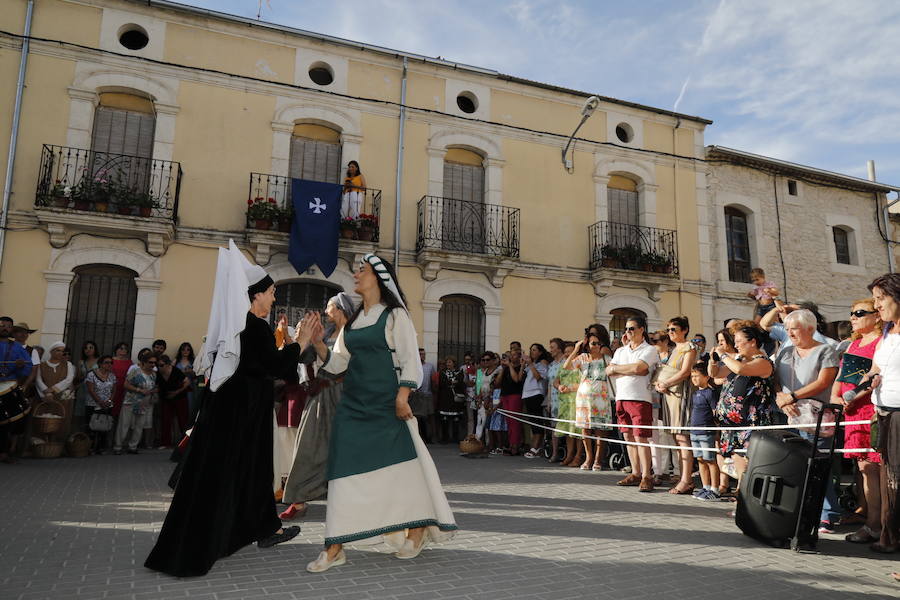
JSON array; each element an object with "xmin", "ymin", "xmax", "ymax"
[{"xmin": 306, "ymin": 549, "xmax": 346, "ymax": 573}]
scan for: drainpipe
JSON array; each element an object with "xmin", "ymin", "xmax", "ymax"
[
  {"xmin": 869, "ymin": 160, "xmax": 896, "ymax": 272},
  {"xmin": 393, "ymin": 56, "xmax": 408, "ymax": 268},
  {"xmin": 0, "ymin": 0, "xmax": 34, "ymax": 276}
]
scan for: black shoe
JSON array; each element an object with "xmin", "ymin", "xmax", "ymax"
[
  {"xmin": 126, "ymin": 449, "xmax": 139, "ymax": 455},
  {"xmin": 258, "ymin": 525, "xmax": 300, "ymax": 548}
]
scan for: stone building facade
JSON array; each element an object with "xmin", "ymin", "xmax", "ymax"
[{"xmin": 706, "ymin": 146, "xmax": 895, "ymax": 328}]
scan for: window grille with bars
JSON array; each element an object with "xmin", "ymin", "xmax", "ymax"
[
  {"xmin": 725, "ymin": 207, "xmax": 752, "ymax": 282},
  {"xmin": 64, "ymin": 265, "xmax": 138, "ymax": 358},
  {"xmin": 269, "ymin": 281, "xmax": 343, "ymax": 331},
  {"xmin": 438, "ymin": 295, "xmax": 485, "ymax": 364},
  {"xmin": 833, "ymin": 227, "xmax": 852, "ymax": 265},
  {"xmin": 289, "ymin": 137, "xmax": 341, "ymax": 183},
  {"xmin": 609, "ymin": 308, "xmax": 646, "ymax": 343}
]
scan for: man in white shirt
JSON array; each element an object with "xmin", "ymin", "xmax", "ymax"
[{"xmin": 606, "ymin": 316, "xmax": 659, "ymax": 492}]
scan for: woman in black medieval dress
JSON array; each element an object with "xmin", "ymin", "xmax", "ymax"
[{"xmin": 146, "ymin": 242, "xmax": 302, "ymax": 577}]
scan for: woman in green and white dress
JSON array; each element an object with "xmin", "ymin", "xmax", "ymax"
[{"xmin": 301, "ymin": 254, "xmax": 457, "ymax": 573}]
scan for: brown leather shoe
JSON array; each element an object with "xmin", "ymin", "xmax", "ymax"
[
  {"xmin": 638, "ymin": 477, "xmax": 654, "ymax": 492},
  {"xmin": 616, "ymin": 474, "xmax": 642, "ymax": 486}
]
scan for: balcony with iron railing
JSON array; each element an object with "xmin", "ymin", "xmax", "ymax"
[
  {"xmin": 588, "ymin": 220, "xmax": 679, "ymax": 299},
  {"xmin": 33, "ymin": 144, "xmax": 182, "ymax": 255},
  {"xmin": 244, "ymin": 172, "xmax": 382, "ymax": 264},
  {"xmin": 589, "ymin": 220, "xmax": 679, "ymax": 274},
  {"xmin": 415, "ymin": 196, "xmax": 520, "ymax": 286}
]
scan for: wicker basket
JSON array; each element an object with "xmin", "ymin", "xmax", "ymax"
[
  {"xmin": 32, "ymin": 441, "xmax": 64, "ymax": 459},
  {"xmin": 33, "ymin": 399, "xmax": 66, "ymax": 434},
  {"xmin": 66, "ymin": 432, "xmax": 92, "ymax": 458},
  {"xmin": 459, "ymin": 435, "xmax": 484, "ymax": 454}
]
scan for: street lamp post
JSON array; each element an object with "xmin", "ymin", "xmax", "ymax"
[{"xmin": 561, "ymin": 95, "xmax": 600, "ymax": 173}]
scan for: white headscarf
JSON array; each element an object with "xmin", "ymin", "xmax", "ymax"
[
  {"xmin": 200, "ymin": 240, "xmax": 272, "ymax": 392},
  {"xmin": 44, "ymin": 341, "xmax": 66, "ymax": 364},
  {"xmin": 362, "ymin": 253, "xmax": 406, "ymax": 310}
]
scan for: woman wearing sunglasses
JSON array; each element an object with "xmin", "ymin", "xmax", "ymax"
[{"xmin": 832, "ymin": 299, "xmax": 882, "ymax": 543}]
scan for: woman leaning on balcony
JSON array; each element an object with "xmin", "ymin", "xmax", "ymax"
[{"xmin": 341, "ymin": 161, "xmax": 367, "ymax": 220}]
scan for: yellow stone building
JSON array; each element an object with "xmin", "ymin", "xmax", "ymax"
[{"xmin": 7, "ymin": 0, "xmax": 875, "ymax": 364}]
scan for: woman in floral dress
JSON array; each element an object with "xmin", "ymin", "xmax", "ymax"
[
  {"xmin": 712, "ymin": 324, "xmax": 775, "ymax": 481},
  {"xmin": 556, "ymin": 341, "xmax": 583, "ymax": 467},
  {"xmin": 565, "ymin": 331, "xmax": 613, "ymax": 470}
]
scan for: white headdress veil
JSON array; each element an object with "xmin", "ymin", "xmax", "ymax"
[
  {"xmin": 362, "ymin": 253, "xmax": 406, "ymax": 310},
  {"xmin": 199, "ymin": 239, "xmax": 272, "ymax": 391}
]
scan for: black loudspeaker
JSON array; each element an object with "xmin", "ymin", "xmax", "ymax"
[{"xmin": 735, "ymin": 404, "xmax": 843, "ymax": 551}]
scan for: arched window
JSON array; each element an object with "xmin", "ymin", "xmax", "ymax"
[
  {"xmin": 832, "ymin": 226, "xmax": 852, "ymax": 265},
  {"xmin": 91, "ymin": 92, "xmax": 156, "ymax": 190},
  {"xmin": 438, "ymin": 294, "xmax": 485, "ymax": 364},
  {"xmin": 64, "ymin": 264, "xmax": 138, "ymax": 357},
  {"xmin": 270, "ymin": 280, "xmax": 343, "ymax": 330},
  {"xmin": 289, "ymin": 124, "xmax": 341, "ymax": 184},
  {"xmin": 442, "ymin": 148, "xmax": 486, "ymax": 253},
  {"xmin": 725, "ymin": 206, "xmax": 752, "ymax": 282},
  {"xmin": 609, "ymin": 307, "xmax": 646, "ymax": 342}
]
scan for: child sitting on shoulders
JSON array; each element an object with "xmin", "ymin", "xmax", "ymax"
[
  {"xmin": 689, "ymin": 362, "xmax": 721, "ymax": 501},
  {"xmin": 747, "ymin": 267, "xmax": 780, "ymax": 324}
]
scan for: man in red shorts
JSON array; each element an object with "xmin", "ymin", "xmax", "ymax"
[{"xmin": 606, "ymin": 316, "xmax": 659, "ymax": 492}]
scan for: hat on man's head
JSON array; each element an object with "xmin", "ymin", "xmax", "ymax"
[{"xmin": 12, "ymin": 322, "xmax": 36, "ymax": 334}]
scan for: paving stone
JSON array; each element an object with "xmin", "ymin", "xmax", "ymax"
[{"xmin": 1, "ymin": 448, "xmax": 898, "ymax": 599}]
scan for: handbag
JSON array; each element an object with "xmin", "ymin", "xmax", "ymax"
[{"xmin": 89, "ymin": 410, "xmax": 114, "ymax": 432}]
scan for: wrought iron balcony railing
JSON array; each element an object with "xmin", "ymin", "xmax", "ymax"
[
  {"xmin": 246, "ymin": 172, "xmax": 382, "ymax": 243},
  {"xmin": 589, "ymin": 220, "xmax": 678, "ymax": 274},
  {"xmin": 416, "ymin": 196, "xmax": 520, "ymax": 258},
  {"xmin": 35, "ymin": 144, "xmax": 181, "ymax": 221}
]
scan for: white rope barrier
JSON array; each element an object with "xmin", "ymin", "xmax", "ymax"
[
  {"xmin": 497, "ymin": 410, "xmax": 877, "ymax": 455},
  {"xmin": 497, "ymin": 408, "xmax": 869, "ymax": 431}
]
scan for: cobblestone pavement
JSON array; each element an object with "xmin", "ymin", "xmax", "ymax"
[{"xmin": 1, "ymin": 446, "xmax": 898, "ymax": 600}]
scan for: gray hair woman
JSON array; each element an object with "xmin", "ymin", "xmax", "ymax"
[{"xmin": 774, "ymin": 308, "xmax": 840, "ymax": 532}]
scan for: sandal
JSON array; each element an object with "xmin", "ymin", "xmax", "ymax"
[
  {"xmin": 592, "ymin": 464, "xmax": 602, "ymax": 471},
  {"xmin": 669, "ymin": 483, "xmax": 695, "ymax": 495},
  {"xmin": 523, "ymin": 448, "xmax": 540, "ymax": 459},
  {"xmin": 638, "ymin": 477, "xmax": 654, "ymax": 492},
  {"xmin": 580, "ymin": 462, "xmax": 591, "ymax": 470},
  {"xmin": 617, "ymin": 474, "xmax": 642, "ymax": 486}
]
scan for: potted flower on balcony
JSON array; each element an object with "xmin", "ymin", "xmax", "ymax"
[
  {"xmin": 617, "ymin": 244, "xmax": 643, "ymax": 271},
  {"xmin": 114, "ymin": 185, "xmax": 136, "ymax": 215},
  {"xmin": 247, "ymin": 196, "xmax": 278, "ymax": 230},
  {"xmin": 278, "ymin": 204, "xmax": 293, "ymax": 233},
  {"xmin": 50, "ymin": 180, "xmax": 69, "ymax": 208},
  {"xmin": 356, "ymin": 213, "xmax": 378, "ymax": 241},
  {"xmin": 599, "ymin": 244, "xmax": 621, "ymax": 268},
  {"xmin": 340, "ymin": 217, "xmax": 358, "ymax": 239},
  {"xmin": 132, "ymin": 191, "xmax": 157, "ymax": 217}
]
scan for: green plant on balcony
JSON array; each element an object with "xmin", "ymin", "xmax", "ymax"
[
  {"xmin": 340, "ymin": 216, "xmax": 358, "ymax": 239},
  {"xmin": 648, "ymin": 251, "xmax": 673, "ymax": 273},
  {"xmin": 599, "ymin": 244, "xmax": 621, "ymax": 268},
  {"xmin": 616, "ymin": 243, "xmax": 644, "ymax": 270},
  {"xmin": 247, "ymin": 196, "xmax": 279, "ymax": 230},
  {"xmin": 278, "ymin": 203, "xmax": 293, "ymax": 232}
]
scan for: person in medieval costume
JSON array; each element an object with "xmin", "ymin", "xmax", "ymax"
[
  {"xmin": 145, "ymin": 240, "xmax": 302, "ymax": 577},
  {"xmin": 279, "ymin": 291, "xmax": 355, "ymax": 520},
  {"xmin": 300, "ymin": 253, "xmax": 457, "ymax": 573}
]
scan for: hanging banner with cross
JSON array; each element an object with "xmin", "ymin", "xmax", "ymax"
[{"xmin": 289, "ymin": 178, "xmax": 343, "ymax": 277}]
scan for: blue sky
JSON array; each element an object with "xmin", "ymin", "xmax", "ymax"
[{"xmin": 181, "ymin": 0, "xmax": 900, "ymax": 188}]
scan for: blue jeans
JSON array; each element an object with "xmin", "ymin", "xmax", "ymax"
[{"xmin": 797, "ymin": 430, "xmax": 841, "ymax": 524}]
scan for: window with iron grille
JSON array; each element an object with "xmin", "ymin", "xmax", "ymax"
[
  {"xmin": 289, "ymin": 137, "xmax": 341, "ymax": 183},
  {"xmin": 833, "ymin": 227, "xmax": 852, "ymax": 265},
  {"xmin": 725, "ymin": 207, "xmax": 752, "ymax": 282},
  {"xmin": 64, "ymin": 264, "xmax": 138, "ymax": 358},
  {"xmin": 91, "ymin": 104, "xmax": 156, "ymax": 190},
  {"xmin": 442, "ymin": 161, "xmax": 486, "ymax": 253},
  {"xmin": 609, "ymin": 307, "xmax": 646, "ymax": 343},
  {"xmin": 438, "ymin": 295, "xmax": 485, "ymax": 364},
  {"xmin": 269, "ymin": 281, "xmax": 343, "ymax": 331}
]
